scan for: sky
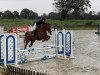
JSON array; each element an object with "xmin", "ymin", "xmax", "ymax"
[
  {"xmin": 88, "ymin": 0, "xmax": 100, "ymax": 13},
  {"xmin": 0, "ymin": 0, "xmax": 100, "ymax": 16}
]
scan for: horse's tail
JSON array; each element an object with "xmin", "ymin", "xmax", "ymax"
[{"xmin": 24, "ymin": 32, "xmax": 27, "ymax": 43}]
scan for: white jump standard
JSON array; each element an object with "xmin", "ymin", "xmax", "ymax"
[{"xmin": 55, "ymin": 29, "xmax": 74, "ymax": 58}]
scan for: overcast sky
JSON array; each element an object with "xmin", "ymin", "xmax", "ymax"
[
  {"xmin": 0, "ymin": 0, "xmax": 100, "ymax": 16},
  {"xmin": 88, "ymin": 0, "xmax": 100, "ymax": 12}
]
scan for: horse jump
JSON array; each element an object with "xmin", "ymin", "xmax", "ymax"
[{"xmin": 0, "ymin": 29, "xmax": 74, "ymax": 67}]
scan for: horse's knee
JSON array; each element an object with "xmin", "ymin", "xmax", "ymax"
[
  {"xmin": 46, "ymin": 35, "xmax": 50, "ymax": 40},
  {"xmin": 47, "ymin": 35, "xmax": 50, "ymax": 38}
]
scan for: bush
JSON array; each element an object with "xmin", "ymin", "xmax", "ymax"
[{"xmin": 85, "ymin": 21, "xmax": 93, "ymax": 26}]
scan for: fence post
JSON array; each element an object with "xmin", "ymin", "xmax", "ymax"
[{"xmin": 98, "ymin": 24, "xmax": 100, "ymax": 34}]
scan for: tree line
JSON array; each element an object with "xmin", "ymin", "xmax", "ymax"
[
  {"xmin": 52, "ymin": 0, "xmax": 100, "ymax": 20},
  {"xmin": 0, "ymin": 0, "xmax": 100, "ymax": 20},
  {"xmin": 0, "ymin": 8, "xmax": 100, "ymax": 20},
  {"xmin": 0, "ymin": 8, "xmax": 38, "ymax": 19}
]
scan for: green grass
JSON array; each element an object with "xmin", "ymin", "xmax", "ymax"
[
  {"xmin": 0, "ymin": 19, "xmax": 99, "ymax": 30},
  {"xmin": 48, "ymin": 19, "xmax": 99, "ymax": 30},
  {"xmin": 48, "ymin": 19, "xmax": 100, "ymax": 25},
  {"xmin": 0, "ymin": 19, "xmax": 36, "ymax": 30}
]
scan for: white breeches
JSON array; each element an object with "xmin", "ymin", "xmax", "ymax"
[{"xmin": 33, "ymin": 24, "xmax": 36, "ymax": 31}]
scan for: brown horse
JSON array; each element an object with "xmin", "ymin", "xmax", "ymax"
[{"xmin": 24, "ymin": 22, "xmax": 52, "ymax": 49}]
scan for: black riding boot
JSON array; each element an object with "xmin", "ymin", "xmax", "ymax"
[
  {"xmin": 31, "ymin": 31, "xmax": 34, "ymax": 36},
  {"xmin": 32, "ymin": 30, "xmax": 36, "ymax": 36}
]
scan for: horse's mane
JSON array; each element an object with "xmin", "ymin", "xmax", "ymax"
[
  {"xmin": 44, "ymin": 22, "xmax": 50, "ymax": 25},
  {"xmin": 40, "ymin": 22, "xmax": 50, "ymax": 28}
]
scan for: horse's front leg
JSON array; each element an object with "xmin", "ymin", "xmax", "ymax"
[
  {"xmin": 29, "ymin": 40, "xmax": 35, "ymax": 47},
  {"xmin": 45, "ymin": 35, "xmax": 50, "ymax": 40},
  {"xmin": 42, "ymin": 35, "xmax": 50, "ymax": 42}
]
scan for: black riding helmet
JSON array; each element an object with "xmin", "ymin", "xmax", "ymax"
[{"xmin": 41, "ymin": 17, "xmax": 46, "ymax": 20}]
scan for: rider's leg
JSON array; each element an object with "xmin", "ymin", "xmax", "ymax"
[
  {"xmin": 33, "ymin": 24, "xmax": 37, "ymax": 30},
  {"xmin": 32, "ymin": 24, "xmax": 37, "ymax": 34}
]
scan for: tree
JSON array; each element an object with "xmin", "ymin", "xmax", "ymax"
[
  {"xmin": 20, "ymin": 8, "xmax": 31, "ymax": 19},
  {"xmin": 12, "ymin": 11, "xmax": 19, "ymax": 21},
  {"xmin": 28, "ymin": 10, "xmax": 38, "ymax": 19},
  {"xmin": 53, "ymin": 0, "xmax": 91, "ymax": 20},
  {"xmin": 0, "ymin": 12, "xmax": 3, "ymax": 18},
  {"xmin": 3, "ymin": 10, "xmax": 13, "ymax": 19},
  {"xmin": 28, "ymin": 10, "xmax": 34, "ymax": 19},
  {"xmin": 13, "ymin": 11, "xmax": 19, "ymax": 18},
  {"xmin": 48, "ymin": 12, "xmax": 60, "ymax": 19},
  {"xmin": 42, "ymin": 13, "xmax": 48, "ymax": 18},
  {"xmin": 20, "ymin": 8, "xmax": 38, "ymax": 19},
  {"xmin": 33, "ymin": 12, "xmax": 38, "ymax": 19}
]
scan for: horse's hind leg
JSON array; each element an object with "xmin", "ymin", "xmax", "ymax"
[{"xmin": 29, "ymin": 40, "xmax": 35, "ymax": 47}]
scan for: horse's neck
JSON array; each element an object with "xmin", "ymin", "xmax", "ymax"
[
  {"xmin": 39, "ymin": 23, "xmax": 50, "ymax": 32},
  {"xmin": 41, "ymin": 24, "xmax": 47, "ymax": 31}
]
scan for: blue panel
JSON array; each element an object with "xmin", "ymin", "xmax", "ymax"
[
  {"xmin": 0, "ymin": 35, "xmax": 4, "ymax": 62},
  {"xmin": 6, "ymin": 35, "xmax": 16, "ymax": 64},
  {"xmin": 65, "ymin": 32, "xmax": 71, "ymax": 56},
  {"xmin": 57, "ymin": 32, "xmax": 64, "ymax": 54}
]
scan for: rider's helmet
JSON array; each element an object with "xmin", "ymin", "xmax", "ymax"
[{"xmin": 41, "ymin": 17, "xmax": 46, "ymax": 21}]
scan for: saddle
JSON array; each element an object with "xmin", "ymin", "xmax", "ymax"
[
  {"xmin": 31, "ymin": 23, "xmax": 51, "ymax": 42},
  {"xmin": 31, "ymin": 29, "xmax": 41, "ymax": 40},
  {"xmin": 31, "ymin": 28, "xmax": 50, "ymax": 41},
  {"xmin": 31, "ymin": 30, "xmax": 35, "ymax": 35}
]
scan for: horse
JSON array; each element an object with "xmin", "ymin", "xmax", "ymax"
[{"xmin": 24, "ymin": 22, "xmax": 52, "ymax": 49}]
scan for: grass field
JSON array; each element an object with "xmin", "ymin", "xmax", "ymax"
[
  {"xmin": 0, "ymin": 19, "xmax": 35, "ymax": 30},
  {"xmin": 0, "ymin": 19, "xmax": 99, "ymax": 30}
]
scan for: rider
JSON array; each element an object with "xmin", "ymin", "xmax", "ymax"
[{"xmin": 32, "ymin": 17, "xmax": 46, "ymax": 35}]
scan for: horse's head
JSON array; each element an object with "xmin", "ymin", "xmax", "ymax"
[{"xmin": 43, "ymin": 22, "xmax": 52, "ymax": 35}]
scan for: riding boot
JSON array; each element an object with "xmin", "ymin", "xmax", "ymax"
[{"xmin": 31, "ymin": 31, "xmax": 34, "ymax": 36}]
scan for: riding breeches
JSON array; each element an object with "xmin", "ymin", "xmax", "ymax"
[{"xmin": 33, "ymin": 23, "xmax": 37, "ymax": 31}]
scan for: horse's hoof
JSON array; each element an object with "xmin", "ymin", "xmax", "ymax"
[{"xmin": 42, "ymin": 39, "xmax": 45, "ymax": 42}]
